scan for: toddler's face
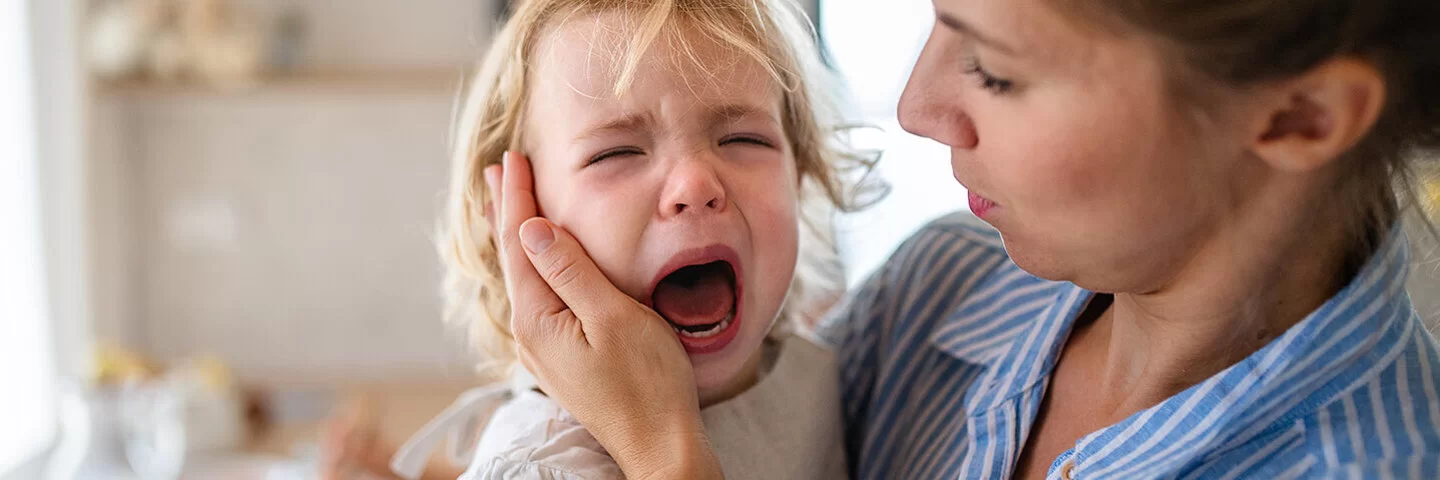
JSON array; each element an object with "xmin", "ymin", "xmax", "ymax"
[{"xmin": 523, "ymin": 13, "xmax": 800, "ymax": 403}]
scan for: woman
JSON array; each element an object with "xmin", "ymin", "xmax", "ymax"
[{"xmin": 490, "ymin": 0, "xmax": 1440, "ymax": 478}]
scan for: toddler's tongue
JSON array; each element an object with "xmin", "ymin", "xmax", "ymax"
[{"xmin": 651, "ymin": 264, "xmax": 735, "ymax": 327}]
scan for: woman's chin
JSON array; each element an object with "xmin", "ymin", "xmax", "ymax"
[
  {"xmin": 1002, "ymin": 233, "xmax": 1123, "ymax": 290},
  {"xmin": 997, "ymin": 232, "xmax": 1072, "ymax": 282}
]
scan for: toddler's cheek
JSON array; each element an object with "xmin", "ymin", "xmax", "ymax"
[{"xmin": 555, "ymin": 217, "xmax": 647, "ymax": 296}]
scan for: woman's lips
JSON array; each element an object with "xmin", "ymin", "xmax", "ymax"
[{"xmin": 969, "ymin": 191, "xmax": 997, "ymax": 218}]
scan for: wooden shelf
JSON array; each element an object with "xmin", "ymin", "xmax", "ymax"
[{"xmin": 95, "ymin": 69, "xmax": 466, "ymax": 98}]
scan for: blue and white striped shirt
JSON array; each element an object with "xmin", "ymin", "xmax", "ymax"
[{"xmin": 818, "ymin": 213, "xmax": 1440, "ymax": 479}]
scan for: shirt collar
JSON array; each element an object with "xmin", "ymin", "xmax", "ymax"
[
  {"xmin": 1073, "ymin": 225, "xmax": 1418, "ymax": 476},
  {"xmin": 930, "ymin": 224, "xmax": 1417, "ymax": 422},
  {"xmin": 928, "ymin": 263, "xmax": 1088, "ymax": 414}
]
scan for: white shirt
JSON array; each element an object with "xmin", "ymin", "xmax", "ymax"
[{"xmin": 392, "ymin": 333, "xmax": 848, "ymax": 480}]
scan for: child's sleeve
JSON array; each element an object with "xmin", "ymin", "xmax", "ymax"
[
  {"xmin": 462, "ymin": 458, "xmax": 619, "ymax": 480},
  {"xmin": 389, "ymin": 385, "xmax": 509, "ymax": 480},
  {"xmin": 392, "ymin": 387, "xmax": 623, "ymax": 480},
  {"xmin": 455, "ymin": 391, "xmax": 624, "ymax": 480}
]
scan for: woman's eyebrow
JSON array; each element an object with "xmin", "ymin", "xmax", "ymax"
[{"xmin": 936, "ymin": 11, "xmax": 1020, "ymax": 55}]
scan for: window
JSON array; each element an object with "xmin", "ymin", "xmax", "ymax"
[
  {"xmin": 0, "ymin": 0, "xmax": 59, "ymax": 473},
  {"xmin": 822, "ymin": 0, "xmax": 969, "ymax": 287}
]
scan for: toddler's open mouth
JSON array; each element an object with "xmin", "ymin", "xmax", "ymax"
[
  {"xmin": 655, "ymin": 261, "xmax": 736, "ymax": 337},
  {"xmin": 649, "ymin": 247, "xmax": 743, "ymax": 354}
]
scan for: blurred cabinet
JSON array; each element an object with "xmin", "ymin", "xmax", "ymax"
[{"xmin": 87, "ymin": 0, "xmax": 494, "ymax": 384}]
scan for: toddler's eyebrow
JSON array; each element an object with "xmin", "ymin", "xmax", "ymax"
[
  {"xmin": 710, "ymin": 103, "xmax": 780, "ymax": 125},
  {"xmin": 574, "ymin": 103, "xmax": 778, "ymax": 142},
  {"xmin": 575, "ymin": 112, "xmax": 651, "ymax": 141}
]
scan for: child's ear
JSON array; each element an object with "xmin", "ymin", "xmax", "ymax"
[
  {"xmin": 483, "ymin": 164, "xmax": 503, "ymax": 226},
  {"xmin": 1248, "ymin": 58, "xmax": 1386, "ymax": 172}
]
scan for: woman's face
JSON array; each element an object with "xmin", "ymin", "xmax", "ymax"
[{"xmin": 900, "ymin": 0, "xmax": 1260, "ymax": 292}]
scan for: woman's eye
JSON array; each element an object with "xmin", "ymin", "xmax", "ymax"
[
  {"xmin": 586, "ymin": 147, "xmax": 644, "ymax": 166},
  {"xmin": 720, "ymin": 135, "xmax": 775, "ymax": 148},
  {"xmin": 963, "ymin": 58, "xmax": 1016, "ymax": 95}
]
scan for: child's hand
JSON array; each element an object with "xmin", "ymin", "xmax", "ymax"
[
  {"xmin": 485, "ymin": 152, "xmax": 724, "ymax": 480},
  {"xmin": 319, "ymin": 401, "xmax": 402, "ymax": 480},
  {"xmin": 318, "ymin": 400, "xmax": 467, "ymax": 480}
]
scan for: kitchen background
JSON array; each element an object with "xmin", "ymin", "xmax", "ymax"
[{"xmin": 3, "ymin": 0, "xmax": 1437, "ymax": 478}]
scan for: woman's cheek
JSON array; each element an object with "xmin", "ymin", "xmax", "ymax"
[{"xmin": 996, "ymin": 123, "xmax": 1104, "ymax": 205}]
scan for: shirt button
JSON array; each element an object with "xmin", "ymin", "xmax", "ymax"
[{"xmin": 1059, "ymin": 459, "xmax": 1076, "ymax": 480}]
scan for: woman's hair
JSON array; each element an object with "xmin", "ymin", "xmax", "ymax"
[
  {"xmin": 439, "ymin": 0, "xmax": 876, "ymax": 378},
  {"xmin": 1055, "ymin": 0, "xmax": 1440, "ymax": 271}
]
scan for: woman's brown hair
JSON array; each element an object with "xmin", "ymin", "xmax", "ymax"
[{"xmin": 1057, "ymin": 0, "xmax": 1440, "ymax": 268}]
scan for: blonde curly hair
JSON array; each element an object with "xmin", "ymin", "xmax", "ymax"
[{"xmin": 439, "ymin": 0, "xmax": 877, "ymax": 379}]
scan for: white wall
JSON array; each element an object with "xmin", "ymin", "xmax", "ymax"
[
  {"xmin": 242, "ymin": 0, "xmax": 495, "ymax": 71},
  {"xmin": 0, "ymin": 0, "xmax": 53, "ymax": 471},
  {"xmin": 0, "ymin": 0, "xmax": 87, "ymax": 472},
  {"xmin": 822, "ymin": 0, "xmax": 969, "ymax": 286}
]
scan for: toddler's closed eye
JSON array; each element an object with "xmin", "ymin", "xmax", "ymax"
[
  {"xmin": 720, "ymin": 134, "xmax": 776, "ymax": 149},
  {"xmin": 586, "ymin": 146, "xmax": 645, "ymax": 166}
]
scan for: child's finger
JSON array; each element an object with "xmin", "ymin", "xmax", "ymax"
[{"xmin": 320, "ymin": 405, "xmax": 378, "ymax": 480}]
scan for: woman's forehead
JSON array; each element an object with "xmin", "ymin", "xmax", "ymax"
[{"xmin": 937, "ymin": 0, "xmax": 1123, "ymax": 66}]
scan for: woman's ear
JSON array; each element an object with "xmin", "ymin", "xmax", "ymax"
[{"xmin": 1248, "ymin": 57, "xmax": 1387, "ymax": 172}]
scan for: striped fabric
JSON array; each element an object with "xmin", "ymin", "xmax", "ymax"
[{"xmin": 818, "ymin": 212, "xmax": 1440, "ymax": 479}]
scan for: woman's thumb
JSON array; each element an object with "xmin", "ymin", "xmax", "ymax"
[{"xmin": 520, "ymin": 218, "xmax": 629, "ymax": 323}]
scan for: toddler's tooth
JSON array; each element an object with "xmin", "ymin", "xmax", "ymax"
[{"xmin": 674, "ymin": 315, "xmax": 735, "ymax": 340}]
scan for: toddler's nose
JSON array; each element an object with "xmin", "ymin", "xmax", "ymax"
[{"xmin": 660, "ymin": 157, "xmax": 726, "ymax": 217}]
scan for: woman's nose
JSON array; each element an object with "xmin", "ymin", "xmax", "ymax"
[
  {"xmin": 898, "ymin": 33, "xmax": 979, "ymax": 150},
  {"xmin": 659, "ymin": 154, "xmax": 727, "ymax": 218}
]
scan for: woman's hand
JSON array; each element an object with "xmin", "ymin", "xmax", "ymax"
[{"xmin": 485, "ymin": 152, "xmax": 723, "ymax": 479}]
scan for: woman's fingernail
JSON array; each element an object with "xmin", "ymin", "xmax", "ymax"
[
  {"xmin": 502, "ymin": 151, "xmax": 513, "ymax": 167},
  {"xmin": 520, "ymin": 221, "xmax": 555, "ymax": 253}
]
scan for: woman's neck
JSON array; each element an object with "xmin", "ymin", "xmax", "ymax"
[{"xmin": 1085, "ymin": 176, "xmax": 1358, "ymax": 413}]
